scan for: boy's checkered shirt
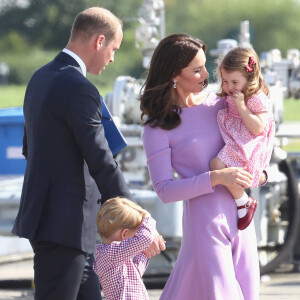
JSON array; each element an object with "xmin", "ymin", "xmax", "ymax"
[{"xmin": 93, "ymin": 216, "xmax": 156, "ymax": 300}]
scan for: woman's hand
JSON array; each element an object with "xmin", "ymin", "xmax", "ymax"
[{"xmin": 210, "ymin": 167, "xmax": 253, "ymax": 190}]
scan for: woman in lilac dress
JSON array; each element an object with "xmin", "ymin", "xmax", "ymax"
[{"xmin": 140, "ymin": 33, "xmax": 260, "ymax": 299}]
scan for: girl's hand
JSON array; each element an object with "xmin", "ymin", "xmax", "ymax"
[
  {"xmin": 210, "ymin": 167, "xmax": 253, "ymax": 190},
  {"xmin": 232, "ymin": 89, "xmax": 266, "ymax": 135},
  {"xmin": 231, "ymin": 90, "xmax": 245, "ymax": 107}
]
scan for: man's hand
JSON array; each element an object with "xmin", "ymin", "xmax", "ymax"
[{"xmin": 144, "ymin": 229, "xmax": 166, "ymax": 259}]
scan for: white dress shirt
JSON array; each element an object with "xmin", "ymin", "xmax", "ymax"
[{"xmin": 62, "ymin": 48, "xmax": 87, "ymax": 77}]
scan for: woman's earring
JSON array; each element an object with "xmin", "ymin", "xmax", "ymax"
[{"xmin": 173, "ymin": 80, "xmax": 177, "ymax": 89}]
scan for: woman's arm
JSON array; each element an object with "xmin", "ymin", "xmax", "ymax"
[
  {"xmin": 210, "ymin": 167, "xmax": 252, "ymax": 191},
  {"xmin": 143, "ymin": 126, "xmax": 214, "ymax": 204},
  {"xmin": 143, "ymin": 125, "xmax": 253, "ymax": 204}
]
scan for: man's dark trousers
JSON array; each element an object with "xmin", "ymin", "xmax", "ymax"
[{"xmin": 30, "ymin": 240, "xmax": 102, "ymax": 300}]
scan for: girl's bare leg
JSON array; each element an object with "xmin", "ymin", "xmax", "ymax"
[{"xmin": 210, "ymin": 157, "xmax": 244, "ymax": 198}]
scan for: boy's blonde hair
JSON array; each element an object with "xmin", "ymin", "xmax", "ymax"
[
  {"xmin": 97, "ymin": 197, "xmax": 146, "ymax": 239},
  {"xmin": 216, "ymin": 46, "xmax": 269, "ymax": 100}
]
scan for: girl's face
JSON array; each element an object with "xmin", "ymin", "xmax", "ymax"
[
  {"xmin": 221, "ymin": 68, "xmax": 248, "ymax": 96},
  {"xmin": 174, "ymin": 48, "xmax": 209, "ymax": 94}
]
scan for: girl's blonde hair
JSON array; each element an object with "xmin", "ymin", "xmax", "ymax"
[
  {"xmin": 216, "ymin": 46, "xmax": 269, "ymax": 100},
  {"xmin": 97, "ymin": 197, "xmax": 146, "ymax": 239}
]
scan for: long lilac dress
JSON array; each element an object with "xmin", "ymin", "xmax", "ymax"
[{"xmin": 142, "ymin": 93, "xmax": 260, "ymax": 300}]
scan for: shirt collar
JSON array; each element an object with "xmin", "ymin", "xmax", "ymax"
[{"xmin": 62, "ymin": 48, "xmax": 87, "ymax": 77}]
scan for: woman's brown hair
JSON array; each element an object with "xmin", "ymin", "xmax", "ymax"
[{"xmin": 139, "ymin": 33, "xmax": 207, "ymax": 130}]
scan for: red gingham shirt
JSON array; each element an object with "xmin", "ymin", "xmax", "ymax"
[{"xmin": 93, "ymin": 217, "xmax": 156, "ymax": 300}]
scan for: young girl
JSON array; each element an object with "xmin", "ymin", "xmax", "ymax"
[
  {"xmin": 210, "ymin": 46, "xmax": 275, "ymax": 230},
  {"xmin": 93, "ymin": 197, "xmax": 157, "ymax": 300}
]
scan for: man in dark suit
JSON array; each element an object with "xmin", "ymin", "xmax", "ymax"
[{"xmin": 12, "ymin": 7, "xmax": 165, "ymax": 300}]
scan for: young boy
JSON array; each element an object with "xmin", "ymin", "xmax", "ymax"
[{"xmin": 93, "ymin": 197, "xmax": 157, "ymax": 300}]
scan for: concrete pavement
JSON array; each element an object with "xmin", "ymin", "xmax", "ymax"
[{"xmin": 0, "ymin": 253, "xmax": 300, "ymax": 300}]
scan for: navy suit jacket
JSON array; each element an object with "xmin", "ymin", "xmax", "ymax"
[{"xmin": 12, "ymin": 52, "xmax": 131, "ymax": 253}]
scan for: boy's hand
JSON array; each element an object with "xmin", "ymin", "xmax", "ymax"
[{"xmin": 143, "ymin": 229, "xmax": 166, "ymax": 259}]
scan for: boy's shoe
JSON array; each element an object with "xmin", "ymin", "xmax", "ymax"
[{"xmin": 237, "ymin": 197, "xmax": 258, "ymax": 230}]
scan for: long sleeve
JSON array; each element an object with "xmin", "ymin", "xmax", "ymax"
[
  {"xmin": 65, "ymin": 83, "xmax": 131, "ymax": 202},
  {"xmin": 93, "ymin": 217, "xmax": 154, "ymax": 300},
  {"xmin": 133, "ymin": 252, "xmax": 149, "ymax": 277},
  {"xmin": 94, "ymin": 217, "xmax": 155, "ymax": 269},
  {"xmin": 142, "ymin": 125, "xmax": 214, "ymax": 204}
]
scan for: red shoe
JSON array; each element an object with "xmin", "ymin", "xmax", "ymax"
[{"xmin": 237, "ymin": 197, "xmax": 258, "ymax": 230}]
